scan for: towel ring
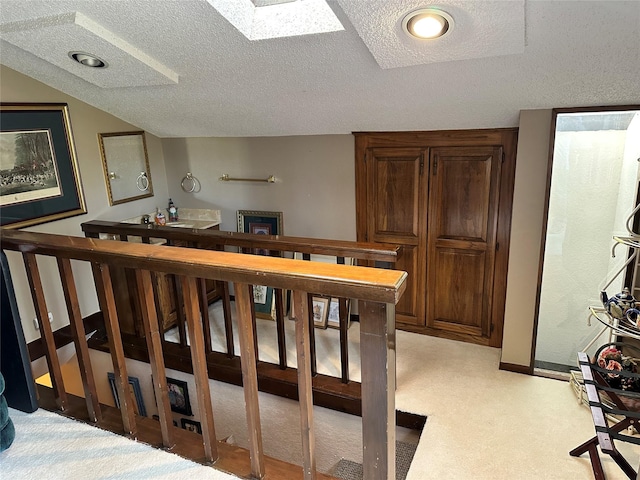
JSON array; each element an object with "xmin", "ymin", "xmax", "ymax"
[
  {"xmin": 136, "ymin": 172, "xmax": 149, "ymax": 191},
  {"xmin": 181, "ymin": 172, "xmax": 200, "ymax": 193}
]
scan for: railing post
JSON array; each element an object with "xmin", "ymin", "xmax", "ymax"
[
  {"xmin": 293, "ymin": 290, "xmax": 317, "ymax": 480},
  {"xmin": 135, "ymin": 269, "xmax": 174, "ymax": 449},
  {"xmin": 92, "ymin": 262, "xmax": 137, "ymax": 435},
  {"xmin": 360, "ymin": 301, "xmax": 396, "ymax": 480},
  {"xmin": 23, "ymin": 253, "xmax": 68, "ymax": 411},
  {"xmin": 57, "ymin": 257, "xmax": 101, "ymax": 422},
  {"xmin": 234, "ymin": 282, "xmax": 266, "ymax": 479},
  {"xmin": 181, "ymin": 275, "xmax": 218, "ymax": 463}
]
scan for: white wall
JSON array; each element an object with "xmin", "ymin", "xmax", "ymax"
[
  {"xmin": 501, "ymin": 109, "xmax": 553, "ymax": 367},
  {"xmin": 161, "ymin": 136, "xmax": 356, "ymax": 240},
  {"xmin": 0, "ymin": 66, "xmax": 170, "ymax": 342}
]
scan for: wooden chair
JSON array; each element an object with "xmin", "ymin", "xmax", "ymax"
[{"xmin": 570, "ymin": 343, "xmax": 640, "ymax": 479}]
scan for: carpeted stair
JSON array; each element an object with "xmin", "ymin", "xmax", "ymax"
[{"xmin": 331, "ymin": 440, "xmax": 418, "ymax": 480}]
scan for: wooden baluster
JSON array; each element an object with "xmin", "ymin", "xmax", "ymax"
[
  {"xmin": 171, "ymin": 274, "xmax": 188, "ymax": 347},
  {"xmin": 234, "ymin": 282, "xmax": 265, "ymax": 479},
  {"xmin": 181, "ymin": 275, "xmax": 218, "ymax": 463},
  {"xmin": 275, "ymin": 288, "xmax": 287, "ymax": 369},
  {"xmin": 338, "ymin": 298, "xmax": 350, "ymax": 384},
  {"xmin": 293, "ymin": 290, "xmax": 317, "ymax": 480},
  {"xmin": 249, "ymin": 285, "xmax": 259, "ymax": 361},
  {"xmin": 360, "ymin": 301, "xmax": 396, "ymax": 480},
  {"xmin": 306, "ymin": 293, "xmax": 318, "ymax": 377},
  {"xmin": 221, "ymin": 281, "xmax": 235, "ymax": 358},
  {"xmin": 23, "ymin": 253, "xmax": 67, "ymax": 411},
  {"xmin": 135, "ymin": 269, "xmax": 174, "ymax": 448},
  {"xmin": 336, "ymin": 257, "xmax": 350, "ymax": 384},
  {"xmin": 92, "ymin": 262, "xmax": 137, "ymax": 435},
  {"xmin": 57, "ymin": 257, "xmax": 101, "ymax": 422},
  {"xmin": 197, "ymin": 278, "xmax": 212, "ymax": 354},
  {"xmin": 302, "ymin": 254, "xmax": 317, "ymax": 377}
]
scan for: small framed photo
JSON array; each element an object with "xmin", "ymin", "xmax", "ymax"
[
  {"xmin": 327, "ymin": 298, "xmax": 351, "ymax": 329},
  {"xmin": 312, "ymin": 296, "xmax": 330, "ymax": 329},
  {"xmin": 107, "ymin": 372, "xmax": 146, "ymax": 417},
  {"xmin": 253, "ymin": 284, "xmax": 276, "ymax": 320},
  {"xmin": 166, "ymin": 377, "xmax": 192, "ymax": 416},
  {"xmin": 181, "ymin": 418, "xmax": 202, "ymax": 434},
  {"xmin": 152, "ymin": 414, "xmax": 178, "ymax": 427}
]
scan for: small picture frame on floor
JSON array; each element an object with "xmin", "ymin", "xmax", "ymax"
[
  {"xmin": 181, "ymin": 418, "xmax": 202, "ymax": 434},
  {"xmin": 166, "ymin": 377, "xmax": 192, "ymax": 416},
  {"xmin": 312, "ymin": 296, "xmax": 329, "ymax": 328},
  {"xmin": 327, "ymin": 297, "xmax": 351, "ymax": 329},
  {"xmin": 107, "ymin": 372, "xmax": 147, "ymax": 417}
]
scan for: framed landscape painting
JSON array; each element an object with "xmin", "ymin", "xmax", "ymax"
[{"xmin": 0, "ymin": 103, "xmax": 86, "ymax": 229}]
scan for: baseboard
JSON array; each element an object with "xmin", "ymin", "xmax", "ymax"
[{"xmin": 499, "ymin": 362, "xmax": 532, "ymax": 375}]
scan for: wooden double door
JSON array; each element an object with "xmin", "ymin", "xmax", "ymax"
[{"xmin": 354, "ymin": 129, "xmax": 518, "ymax": 347}]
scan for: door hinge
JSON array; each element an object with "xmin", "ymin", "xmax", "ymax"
[
  {"xmin": 433, "ymin": 158, "xmax": 438, "ymax": 175},
  {"xmin": 502, "ymin": 151, "xmax": 505, "ymax": 163},
  {"xmin": 495, "ymin": 242, "xmax": 500, "ymax": 251},
  {"xmin": 490, "ymin": 323, "xmax": 495, "ymax": 333},
  {"xmin": 419, "ymin": 160, "xmax": 424, "ymax": 175}
]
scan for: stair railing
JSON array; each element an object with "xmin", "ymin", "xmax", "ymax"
[{"xmin": 1, "ymin": 228, "xmax": 406, "ymax": 480}]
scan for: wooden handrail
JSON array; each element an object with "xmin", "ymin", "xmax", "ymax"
[
  {"xmin": 3, "ymin": 229, "xmax": 406, "ymax": 303},
  {"xmin": 2, "ymin": 228, "xmax": 405, "ymax": 480},
  {"xmin": 81, "ymin": 220, "xmax": 400, "ymax": 264}
]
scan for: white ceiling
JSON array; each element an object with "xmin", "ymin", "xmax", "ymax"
[{"xmin": 1, "ymin": 0, "xmax": 639, "ymax": 138}]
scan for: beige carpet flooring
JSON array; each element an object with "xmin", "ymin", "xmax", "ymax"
[{"xmin": 5, "ymin": 299, "xmax": 640, "ymax": 479}]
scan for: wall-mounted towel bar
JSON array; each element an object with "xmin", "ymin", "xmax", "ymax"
[{"xmin": 219, "ymin": 174, "xmax": 276, "ymax": 183}]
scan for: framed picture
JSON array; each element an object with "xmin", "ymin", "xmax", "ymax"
[
  {"xmin": 237, "ymin": 210, "xmax": 282, "ymax": 235},
  {"xmin": 107, "ymin": 372, "xmax": 147, "ymax": 417},
  {"xmin": 327, "ymin": 298, "xmax": 351, "ymax": 329},
  {"xmin": 98, "ymin": 131, "xmax": 153, "ymax": 206},
  {"xmin": 152, "ymin": 414, "xmax": 177, "ymax": 427},
  {"xmin": 253, "ymin": 284, "xmax": 276, "ymax": 320},
  {"xmin": 312, "ymin": 296, "xmax": 330, "ymax": 329},
  {"xmin": 166, "ymin": 377, "xmax": 192, "ymax": 416},
  {"xmin": 0, "ymin": 103, "xmax": 86, "ymax": 229},
  {"xmin": 181, "ymin": 418, "xmax": 202, "ymax": 434}
]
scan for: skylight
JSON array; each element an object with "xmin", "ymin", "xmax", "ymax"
[{"xmin": 207, "ymin": 0, "xmax": 344, "ymax": 40}]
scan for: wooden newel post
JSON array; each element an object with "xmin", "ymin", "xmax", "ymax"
[{"xmin": 360, "ymin": 300, "xmax": 396, "ymax": 480}]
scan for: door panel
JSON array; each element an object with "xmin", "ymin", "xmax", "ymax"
[
  {"xmin": 368, "ymin": 148, "xmax": 423, "ymax": 243},
  {"xmin": 395, "ymin": 245, "xmax": 419, "ymax": 325},
  {"xmin": 367, "ymin": 147, "xmax": 427, "ymax": 325},
  {"xmin": 427, "ymin": 146, "xmax": 502, "ymax": 340},
  {"xmin": 431, "ymin": 248, "xmax": 487, "ymax": 336}
]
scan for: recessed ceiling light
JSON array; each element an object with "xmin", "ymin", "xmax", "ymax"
[
  {"xmin": 402, "ymin": 8, "xmax": 454, "ymax": 40},
  {"xmin": 69, "ymin": 51, "xmax": 107, "ymax": 68}
]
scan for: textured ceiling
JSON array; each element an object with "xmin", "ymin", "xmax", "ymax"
[{"xmin": 0, "ymin": 0, "xmax": 639, "ymax": 138}]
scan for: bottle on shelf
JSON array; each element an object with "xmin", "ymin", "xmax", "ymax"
[
  {"xmin": 168, "ymin": 198, "xmax": 178, "ymax": 222},
  {"xmin": 155, "ymin": 207, "xmax": 166, "ymax": 225}
]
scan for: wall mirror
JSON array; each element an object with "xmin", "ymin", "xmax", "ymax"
[{"xmin": 98, "ymin": 131, "xmax": 154, "ymax": 205}]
